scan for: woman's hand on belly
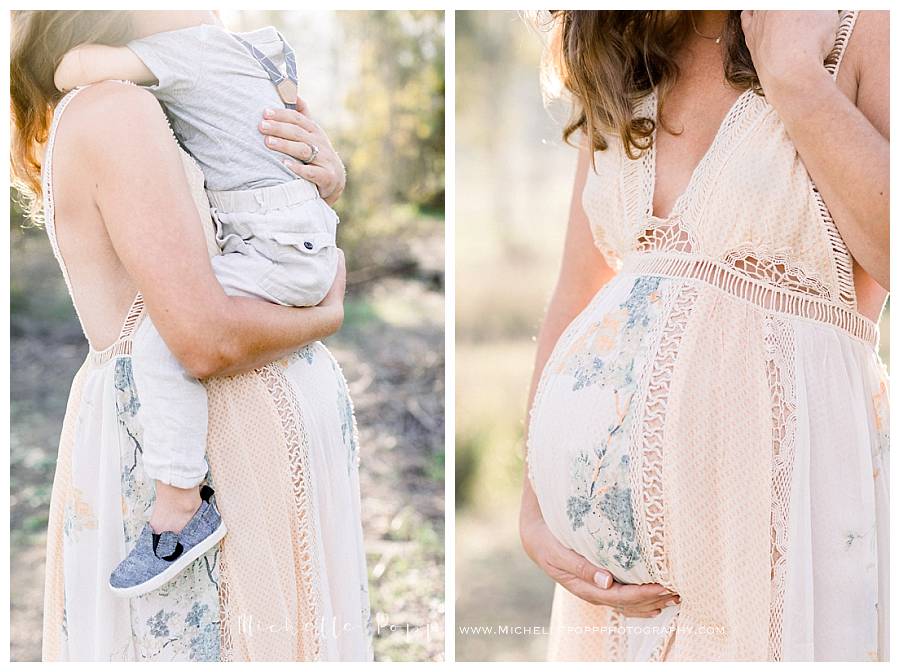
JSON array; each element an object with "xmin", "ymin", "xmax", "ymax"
[
  {"xmin": 259, "ymin": 97, "xmax": 346, "ymax": 205},
  {"xmin": 519, "ymin": 483, "xmax": 679, "ymax": 618}
]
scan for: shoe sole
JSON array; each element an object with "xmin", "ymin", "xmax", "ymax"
[{"xmin": 108, "ymin": 520, "xmax": 227, "ymax": 599}]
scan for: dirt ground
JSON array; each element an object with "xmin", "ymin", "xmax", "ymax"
[{"xmin": 10, "ymin": 230, "xmax": 445, "ymax": 662}]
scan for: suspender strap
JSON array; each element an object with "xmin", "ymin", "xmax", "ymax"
[{"xmin": 233, "ymin": 31, "xmax": 298, "ymax": 108}]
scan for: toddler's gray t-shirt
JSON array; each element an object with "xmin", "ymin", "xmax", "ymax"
[{"xmin": 128, "ymin": 24, "xmax": 298, "ymax": 192}]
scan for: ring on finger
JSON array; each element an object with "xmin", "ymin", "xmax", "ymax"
[{"xmin": 301, "ymin": 143, "xmax": 320, "ymax": 165}]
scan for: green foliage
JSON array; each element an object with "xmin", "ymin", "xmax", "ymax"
[{"xmin": 335, "ymin": 11, "xmax": 445, "ymax": 272}]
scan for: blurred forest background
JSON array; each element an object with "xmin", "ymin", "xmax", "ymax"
[
  {"xmin": 454, "ymin": 10, "xmax": 891, "ymax": 662},
  {"xmin": 10, "ymin": 10, "xmax": 444, "ymax": 662}
]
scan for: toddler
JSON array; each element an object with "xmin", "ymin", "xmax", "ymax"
[{"xmin": 55, "ymin": 14, "xmax": 339, "ymax": 597}]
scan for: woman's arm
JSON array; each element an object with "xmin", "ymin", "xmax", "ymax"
[
  {"xmin": 742, "ymin": 10, "xmax": 889, "ymax": 289},
  {"xmin": 519, "ymin": 144, "xmax": 676, "ymax": 616},
  {"xmin": 55, "ymin": 44, "xmax": 154, "ymax": 91},
  {"xmin": 522, "ymin": 146, "xmax": 616, "ymax": 421},
  {"xmin": 71, "ymin": 82, "xmax": 343, "ymax": 379}
]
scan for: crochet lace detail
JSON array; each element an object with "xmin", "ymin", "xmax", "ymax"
[
  {"xmin": 620, "ymin": 96, "xmax": 657, "ymax": 227},
  {"xmin": 256, "ymin": 363, "xmax": 324, "ymax": 661},
  {"xmin": 636, "ymin": 217, "xmax": 697, "ymax": 255},
  {"xmin": 606, "ymin": 608, "xmax": 627, "ymax": 660},
  {"xmin": 217, "ymin": 546, "xmax": 235, "ymax": 660},
  {"xmin": 621, "ymin": 252, "xmax": 877, "ymax": 346},
  {"xmin": 630, "ymin": 283, "xmax": 698, "ymax": 588},
  {"xmin": 764, "ymin": 316, "xmax": 798, "ymax": 661},
  {"xmin": 812, "ymin": 10, "xmax": 860, "ymax": 309},
  {"xmin": 636, "ymin": 218, "xmax": 835, "ymax": 305},
  {"xmin": 722, "ymin": 244, "xmax": 832, "ymax": 299}
]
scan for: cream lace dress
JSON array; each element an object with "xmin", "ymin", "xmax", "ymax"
[
  {"xmin": 528, "ymin": 11, "xmax": 888, "ymax": 661},
  {"xmin": 40, "ymin": 85, "xmax": 373, "ymax": 661}
]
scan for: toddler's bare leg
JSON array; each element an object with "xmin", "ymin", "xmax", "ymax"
[{"xmin": 149, "ymin": 481, "xmax": 202, "ymax": 534}]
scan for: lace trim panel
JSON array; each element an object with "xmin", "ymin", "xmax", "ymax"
[
  {"xmin": 723, "ymin": 244, "xmax": 832, "ymax": 299},
  {"xmin": 636, "ymin": 215, "xmax": 698, "ymax": 255},
  {"xmin": 812, "ymin": 183, "xmax": 857, "ymax": 309},
  {"xmin": 256, "ymin": 363, "xmax": 324, "ymax": 661},
  {"xmin": 631, "ymin": 283, "xmax": 699, "ymax": 588},
  {"xmin": 621, "ymin": 252, "xmax": 878, "ymax": 346},
  {"xmin": 85, "ymin": 294, "xmax": 146, "ymax": 368},
  {"xmin": 621, "ymin": 93, "xmax": 657, "ymax": 227},
  {"xmin": 763, "ymin": 316, "xmax": 798, "ymax": 661},
  {"xmin": 813, "ymin": 10, "xmax": 859, "ymax": 310},
  {"xmin": 606, "ymin": 608, "xmax": 627, "ymax": 661},
  {"xmin": 826, "ymin": 11, "xmax": 859, "ymax": 79}
]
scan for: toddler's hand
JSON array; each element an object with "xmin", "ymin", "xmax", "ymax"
[{"xmin": 54, "ymin": 46, "xmax": 86, "ymax": 92}]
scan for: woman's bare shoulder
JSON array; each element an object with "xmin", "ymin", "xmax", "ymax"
[
  {"xmin": 843, "ymin": 11, "xmax": 888, "ymax": 85},
  {"xmin": 852, "ymin": 10, "xmax": 889, "ymax": 43},
  {"xmin": 57, "ymin": 81, "xmax": 171, "ymax": 157}
]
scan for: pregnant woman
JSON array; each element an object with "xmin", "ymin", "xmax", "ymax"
[
  {"xmin": 522, "ymin": 10, "xmax": 888, "ymax": 661},
  {"xmin": 11, "ymin": 11, "xmax": 371, "ymax": 661}
]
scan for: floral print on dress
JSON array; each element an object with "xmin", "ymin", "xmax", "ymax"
[
  {"xmin": 338, "ymin": 384, "xmax": 360, "ymax": 474},
  {"xmin": 562, "ymin": 277, "xmax": 662, "ymax": 575},
  {"xmin": 112, "ymin": 357, "xmax": 222, "ymax": 661},
  {"xmin": 62, "ymin": 487, "xmax": 98, "ymax": 542},
  {"xmin": 326, "ymin": 350, "xmax": 361, "ymax": 474},
  {"xmin": 115, "ymin": 358, "xmax": 150, "ymax": 543},
  {"xmin": 557, "ymin": 277, "xmax": 661, "ymax": 392},
  {"xmin": 298, "ymin": 344, "xmax": 315, "ymax": 365},
  {"xmin": 277, "ymin": 345, "xmax": 315, "ymax": 369}
]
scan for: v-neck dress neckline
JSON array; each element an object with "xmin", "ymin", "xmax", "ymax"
[{"xmin": 644, "ymin": 85, "xmax": 759, "ymax": 222}]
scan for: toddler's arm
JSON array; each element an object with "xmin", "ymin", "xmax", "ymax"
[{"xmin": 55, "ymin": 44, "xmax": 154, "ymax": 92}]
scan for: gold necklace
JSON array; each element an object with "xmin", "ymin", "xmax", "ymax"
[{"xmin": 690, "ymin": 13, "xmax": 723, "ymax": 44}]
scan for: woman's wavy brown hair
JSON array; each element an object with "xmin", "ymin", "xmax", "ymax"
[
  {"xmin": 538, "ymin": 10, "xmax": 762, "ymax": 159},
  {"xmin": 539, "ymin": 10, "xmax": 847, "ymax": 159},
  {"xmin": 10, "ymin": 10, "xmax": 133, "ymax": 221}
]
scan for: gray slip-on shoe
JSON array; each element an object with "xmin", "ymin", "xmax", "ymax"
[{"xmin": 109, "ymin": 485, "xmax": 226, "ymax": 598}]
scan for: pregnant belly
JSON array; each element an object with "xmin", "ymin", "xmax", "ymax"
[{"xmin": 528, "ymin": 274, "xmax": 679, "ymax": 586}]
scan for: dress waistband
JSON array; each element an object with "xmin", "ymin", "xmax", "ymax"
[
  {"xmin": 620, "ymin": 252, "xmax": 879, "ymax": 347},
  {"xmin": 207, "ymin": 178, "xmax": 321, "ymax": 213}
]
